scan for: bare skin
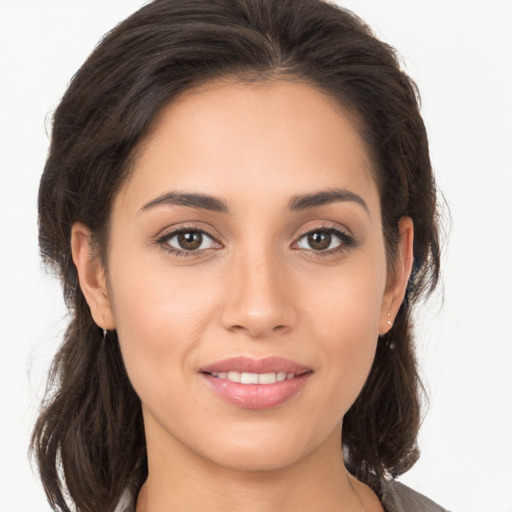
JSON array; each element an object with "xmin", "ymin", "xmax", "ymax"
[{"xmin": 72, "ymin": 79, "xmax": 413, "ymax": 512}]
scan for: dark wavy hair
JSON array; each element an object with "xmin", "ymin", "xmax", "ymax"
[{"xmin": 32, "ymin": 0, "xmax": 441, "ymax": 511}]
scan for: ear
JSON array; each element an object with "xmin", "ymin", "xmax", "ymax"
[
  {"xmin": 71, "ymin": 222, "xmax": 116, "ymax": 330},
  {"xmin": 379, "ymin": 217, "xmax": 414, "ymax": 335}
]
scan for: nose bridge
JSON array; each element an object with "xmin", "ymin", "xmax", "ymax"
[{"xmin": 221, "ymin": 241, "xmax": 296, "ymax": 337}]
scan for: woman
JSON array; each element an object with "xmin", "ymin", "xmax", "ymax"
[{"xmin": 32, "ymin": 0, "xmax": 446, "ymax": 511}]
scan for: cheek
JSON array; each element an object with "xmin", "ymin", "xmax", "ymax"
[
  {"xmin": 304, "ymin": 252, "xmax": 386, "ymax": 340},
  {"xmin": 107, "ymin": 253, "xmax": 221, "ymax": 392},
  {"xmin": 302, "ymin": 257, "xmax": 386, "ymax": 404}
]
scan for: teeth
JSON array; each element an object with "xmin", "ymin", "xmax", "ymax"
[
  {"xmin": 240, "ymin": 372, "xmax": 259, "ymax": 384},
  {"xmin": 211, "ymin": 371, "xmax": 296, "ymax": 384},
  {"xmin": 258, "ymin": 373, "xmax": 276, "ymax": 384},
  {"xmin": 227, "ymin": 371, "xmax": 241, "ymax": 383}
]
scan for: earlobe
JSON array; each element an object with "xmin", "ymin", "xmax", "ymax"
[
  {"xmin": 379, "ymin": 217, "xmax": 414, "ymax": 335},
  {"xmin": 71, "ymin": 222, "xmax": 115, "ymax": 330}
]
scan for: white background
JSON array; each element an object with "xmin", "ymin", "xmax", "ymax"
[{"xmin": 1, "ymin": 1, "xmax": 511, "ymax": 511}]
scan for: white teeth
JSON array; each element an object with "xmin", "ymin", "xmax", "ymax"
[
  {"xmin": 211, "ymin": 371, "xmax": 296, "ymax": 384},
  {"xmin": 240, "ymin": 372, "xmax": 259, "ymax": 384},
  {"xmin": 276, "ymin": 372, "xmax": 287, "ymax": 382},
  {"xmin": 227, "ymin": 371, "xmax": 241, "ymax": 383},
  {"xmin": 258, "ymin": 372, "xmax": 277, "ymax": 384}
]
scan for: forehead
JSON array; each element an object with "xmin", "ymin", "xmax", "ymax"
[{"xmin": 116, "ymin": 78, "xmax": 378, "ymax": 214}]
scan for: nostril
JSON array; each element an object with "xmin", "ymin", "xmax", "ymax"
[{"xmin": 220, "ymin": 292, "xmax": 298, "ymax": 337}]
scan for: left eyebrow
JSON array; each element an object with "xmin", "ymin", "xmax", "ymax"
[{"xmin": 288, "ymin": 188, "xmax": 370, "ymax": 216}]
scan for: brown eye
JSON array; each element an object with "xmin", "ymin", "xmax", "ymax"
[
  {"xmin": 307, "ymin": 231, "xmax": 332, "ymax": 251},
  {"xmin": 163, "ymin": 229, "xmax": 218, "ymax": 253},
  {"xmin": 295, "ymin": 229, "xmax": 348, "ymax": 252},
  {"xmin": 177, "ymin": 231, "xmax": 203, "ymax": 250}
]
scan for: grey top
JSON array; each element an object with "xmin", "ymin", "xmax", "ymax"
[
  {"xmin": 381, "ymin": 480, "xmax": 448, "ymax": 512},
  {"xmin": 114, "ymin": 479, "xmax": 449, "ymax": 512}
]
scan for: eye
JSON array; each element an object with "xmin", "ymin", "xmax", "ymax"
[
  {"xmin": 294, "ymin": 228, "xmax": 353, "ymax": 253},
  {"xmin": 160, "ymin": 229, "xmax": 219, "ymax": 253}
]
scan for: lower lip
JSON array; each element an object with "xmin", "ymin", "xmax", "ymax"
[{"xmin": 202, "ymin": 373, "xmax": 311, "ymax": 410}]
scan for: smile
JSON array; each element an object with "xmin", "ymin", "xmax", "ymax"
[{"xmin": 200, "ymin": 357, "xmax": 312, "ymax": 409}]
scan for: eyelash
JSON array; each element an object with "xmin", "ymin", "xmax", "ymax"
[
  {"xmin": 156, "ymin": 226, "xmax": 222, "ymax": 258},
  {"xmin": 293, "ymin": 225, "xmax": 356, "ymax": 257},
  {"xmin": 155, "ymin": 224, "xmax": 355, "ymax": 258}
]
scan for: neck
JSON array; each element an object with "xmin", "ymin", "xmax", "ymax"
[{"xmin": 136, "ymin": 422, "xmax": 380, "ymax": 512}]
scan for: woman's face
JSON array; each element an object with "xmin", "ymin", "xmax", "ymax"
[{"xmin": 77, "ymin": 79, "xmax": 410, "ymax": 472}]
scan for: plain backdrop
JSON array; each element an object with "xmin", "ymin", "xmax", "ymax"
[{"xmin": 1, "ymin": 1, "xmax": 511, "ymax": 511}]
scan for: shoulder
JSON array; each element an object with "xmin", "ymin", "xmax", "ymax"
[{"xmin": 380, "ymin": 479, "xmax": 450, "ymax": 512}]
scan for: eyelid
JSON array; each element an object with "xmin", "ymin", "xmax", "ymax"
[
  {"xmin": 155, "ymin": 222, "xmax": 223, "ymax": 242},
  {"xmin": 293, "ymin": 222, "xmax": 353, "ymax": 240},
  {"xmin": 154, "ymin": 223, "xmax": 223, "ymax": 256},
  {"xmin": 291, "ymin": 222, "xmax": 357, "ymax": 254}
]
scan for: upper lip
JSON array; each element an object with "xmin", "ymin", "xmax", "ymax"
[{"xmin": 200, "ymin": 356, "xmax": 312, "ymax": 375}]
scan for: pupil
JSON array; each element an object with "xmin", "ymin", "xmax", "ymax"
[
  {"xmin": 308, "ymin": 231, "xmax": 331, "ymax": 250},
  {"xmin": 178, "ymin": 231, "xmax": 202, "ymax": 250}
]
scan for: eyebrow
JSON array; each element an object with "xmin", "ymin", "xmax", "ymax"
[
  {"xmin": 138, "ymin": 187, "xmax": 369, "ymax": 216},
  {"xmin": 288, "ymin": 188, "xmax": 370, "ymax": 215},
  {"xmin": 139, "ymin": 191, "xmax": 228, "ymax": 214}
]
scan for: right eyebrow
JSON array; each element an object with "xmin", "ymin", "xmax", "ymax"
[{"xmin": 138, "ymin": 191, "xmax": 228, "ymax": 214}]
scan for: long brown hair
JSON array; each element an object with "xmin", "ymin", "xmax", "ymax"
[{"xmin": 32, "ymin": 1, "xmax": 441, "ymax": 510}]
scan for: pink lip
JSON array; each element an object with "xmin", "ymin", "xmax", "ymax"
[
  {"xmin": 200, "ymin": 356, "xmax": 311, "ymax": 375},
  {"xmin": 200, "ymin": 357, "xmax": 312, "ymax": 410}
]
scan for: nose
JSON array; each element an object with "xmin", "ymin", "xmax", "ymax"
[{"xmin": 220, "ymin": 247, "xmax": 298, "ymax": 338}]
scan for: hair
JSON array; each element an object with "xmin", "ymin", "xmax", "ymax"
[{"xmin": 32, "ymin": 0, "xmax": 441, "ymax": 510}]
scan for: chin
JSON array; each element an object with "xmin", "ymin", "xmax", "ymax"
[
  {"xmin": 204, "ymin": 445, "xmax": 305, "ymax": 473},
  {"xmin": 192, "ymin": 422, "xmax": 329, "ymax": 474}
]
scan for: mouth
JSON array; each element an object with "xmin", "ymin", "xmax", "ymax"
[{"xmin": 200, "ymin": 357, "xmax": 312, "ymax": 409}]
